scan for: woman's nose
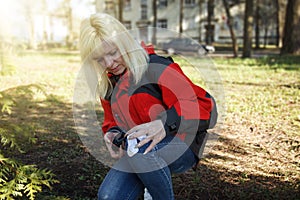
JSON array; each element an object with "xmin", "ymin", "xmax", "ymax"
[{"xmin": 103, "ymin": 56, "xmax": 113, "ymax": 68}]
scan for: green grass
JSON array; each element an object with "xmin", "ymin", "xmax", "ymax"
[{"xmin": 0, "ymin": 50, "xmax": 299, "ymax": 199}]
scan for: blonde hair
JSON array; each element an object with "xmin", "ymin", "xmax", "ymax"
[{"xmin": 79, "ymin": 13, "xmax": 149, "ymax": 99}]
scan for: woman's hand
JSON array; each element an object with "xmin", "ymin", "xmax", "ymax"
[
  {"xmin": 104, "ymin": 131, "xmax": 124, "ymax": 159},
  {"xmin": 125, "ymin": 120, "xmax": 166, "ymax": 155}
]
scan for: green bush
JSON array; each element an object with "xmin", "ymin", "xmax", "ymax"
[
  {"xmin": 0, "ymin": 155, "xmax": 59, "ymax": 200},
  {"xmin": 0, "ymin": 87, "xmax": 59, "ymax": 200}
]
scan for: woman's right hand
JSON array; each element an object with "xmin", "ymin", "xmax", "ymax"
[{"xmin": 104, "ymin": 132, "xmax": 124, "ymax": 159}]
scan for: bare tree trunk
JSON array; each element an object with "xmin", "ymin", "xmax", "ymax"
[
  {"xmin": 198, "ymin": 0, "xmax": 203, "ymax": 42},
  {"xmin": 281, "ymin": 0, "xmax": 300, "ymax": 54},
  {"xmin": 255, "ymin": 0, "xmax": 260, "ymax": 49},
  {"xmin": 23, "ymin": 0, "xmax": 37, "ymax": 49},
  {"xmin": 179, "ymin": 0, "xmax": 183, "ymax": 36},
  {"xmin": 242, "ymin": 0, "xmax": 254, "ymax": 58},
  {"xmin": 264, "ymin": 25, "xmax": 269, "ymax": 47},
  {"xmin": 274, "ymin": 0, "xmax": 280, "ymax": 47},
  {"xmin": 64, "ymin": 0, "xmax": 73, "ymax": 50},
  {"xmin": 152, "ymin": 0, "xmax": 157, "ymax": 45},
  {"xmin": 118, "ymin": 0, "xmax": 123, "ymax": 22},
  {"xmin": 222, "ymin": 0, "xmax": 238, "ymax": 57},
  {"xmin": 49, "ymin": 15, "xmax": 54, "ymax": 43},
  {"xmin": 206, "ymin": 0, "xmax": 215, "ymax": 45},
  {"xmin": 42, "ymin": 0, "xmax": 48, "ymax": 50},
  {"xmin": 28, "ymin": 15, "xmax": 36, "ymax": 49},
  {"xmin": 67, "ymin": 5, "xmax": 73, "ymax": 49},
  {"xmin": 278, "ymin": 0, "xmax": 287, "ymax": 47}
]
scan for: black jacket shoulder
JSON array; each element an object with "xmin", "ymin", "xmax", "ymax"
[{"xmin": 149, "ymin": 54, "xmax": 174, "ymax": 65}]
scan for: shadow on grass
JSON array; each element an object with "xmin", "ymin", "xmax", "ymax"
[
  {"xmin": 172, "ymin": 137, "xmax": 300, "ymax": 200},
  {"xmin": 1, "ymin": 84, "xmax": 299, "ymax": 200},
  {"xmin": 257, "ymin": 55, "xmax": 300, "ymax": 71},
  {"xmin": 214, "ymin": 53, "xmax": 300, "ymax": 71},
  {"xmin": 0, "ymin": 84, "xmax": 108, "ymax": 199},
  {"xmin": 173, "ymin": 164, "xmax": 300, "ymax": 200}
]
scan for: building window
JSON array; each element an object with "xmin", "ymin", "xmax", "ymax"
[
  {"xmin": 141, "ymin": 0, "xmax": 147, "ymax": 4},
  {"xmin": 158, "ymin": 0, "xmax": 168, "ymax": 7},
  {"xmin": 187, "ymin": 17, "xmax": 196, "ymax": 29},
  {"xmin": 124, "ymin": 0, "xmax": 131, "ymax": 10},
  {"xmin": 123, "ymin": 21, "xmax": 132, "ymax": 30},
  {"xmin": 184, "ymin": 0, "xmax": 195, "ymax": 6},
  {"xmin": 141, "ymin": 4, "xmax": 147, "ymax": 20},
  {"xmin": 105, "ymin": 0, "xmax": 114, "ymax": 11},
  {"xmin": 158, "ymin": 19, "xmax": 167, "ymax": 29}
]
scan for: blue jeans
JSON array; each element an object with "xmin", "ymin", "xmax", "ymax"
[{"xmin": 98, "ymin": 135, "xmax": 198, "ymax": 200}]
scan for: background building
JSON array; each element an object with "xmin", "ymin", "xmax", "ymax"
[{"xmin": 95, "ymin": 0, "xmax": 279, "ymax": 46}]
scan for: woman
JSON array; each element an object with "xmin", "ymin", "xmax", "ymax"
[{"xmin": 79, "ymin": 13, "xmax": 217, "ymax": 200}]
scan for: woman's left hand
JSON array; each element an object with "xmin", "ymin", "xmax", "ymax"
[{"xmin": 125, "ymin": 120, "xmax": 166, "ymax": 155}]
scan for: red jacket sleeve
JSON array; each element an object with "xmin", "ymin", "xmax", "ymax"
[{"xmin": 100, "ymin": 98, "xmax": 118, "ymax": 134}]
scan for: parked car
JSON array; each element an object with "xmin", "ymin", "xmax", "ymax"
[{"xmin": 160, "ymin": 37, "xmax": 215, "ymax": 55}]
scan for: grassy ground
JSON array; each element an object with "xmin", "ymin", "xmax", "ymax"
[{"xmin": 0, "ymin": 49, "xmax": 299, "ymax": 199}]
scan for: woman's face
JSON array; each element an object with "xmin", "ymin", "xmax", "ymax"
[{"xmin": 93, "ymin": 42, "xmax": 127, "ymax": 75}]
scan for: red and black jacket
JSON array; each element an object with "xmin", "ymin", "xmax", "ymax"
[{"xmin": 100, "ymin": 44, "xmax": 217, "ymax": 158}]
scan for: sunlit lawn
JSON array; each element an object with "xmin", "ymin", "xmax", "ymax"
[{"xmin": 0, "ymin": 49, "xmax": 299, "ymax": 199}]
